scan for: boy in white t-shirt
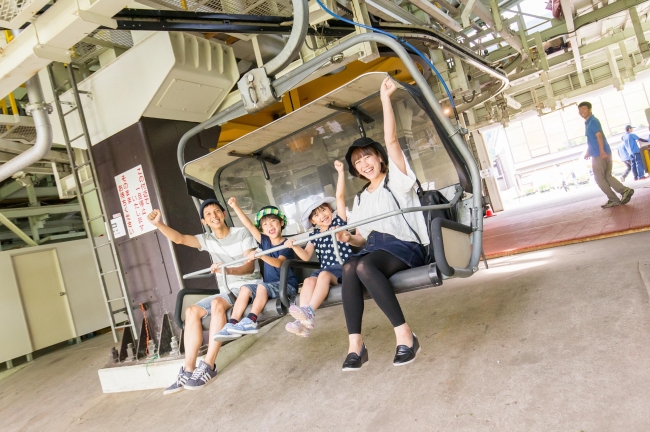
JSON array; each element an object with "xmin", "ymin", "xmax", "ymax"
[{"xmin": 147, "ymin": 199, "xmax": 262, "ymax": 394}]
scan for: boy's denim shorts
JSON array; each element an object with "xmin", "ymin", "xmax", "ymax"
[
  {"xmin": 194, "ymin": 289, "xmax": 240, "ymax": 317},
  {"xmin": 240, "ymin": 281, "xmax": 297, "ymax": 301}
]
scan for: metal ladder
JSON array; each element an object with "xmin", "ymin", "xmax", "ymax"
[{"xmin": 46, "ymin": 64, "xmax": 137, "ymax": 343}]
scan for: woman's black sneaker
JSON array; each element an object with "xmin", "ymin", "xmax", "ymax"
[
  {"xmin": 342, "ymin": 344, "xmax": 368, "ymax": 371},
  {"xmin": 393, "ymin": 333, "xmax": 420, "ymax": 366}
]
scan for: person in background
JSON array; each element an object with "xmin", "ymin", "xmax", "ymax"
[
  {"xmin": 617, "ymin": 137, "xmax": 633, "ymax": 182},
  {"xmin": 622, "ymin": 125, "xmax": 648, "ymax": 181},
  {"xmin": 578, "ymin": 101, "xmax": 634, "ymax": 208}
]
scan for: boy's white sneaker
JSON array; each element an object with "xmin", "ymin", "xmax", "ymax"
[{"xmin": 213, "ymin": 322, "xmax": 242, "ymax": 341}]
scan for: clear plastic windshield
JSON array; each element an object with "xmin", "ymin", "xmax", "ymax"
[{"xmin": 218, "ymin": 89, "xmax": 460, "ymax": 234}]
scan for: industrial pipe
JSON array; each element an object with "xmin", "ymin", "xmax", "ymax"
[
  {"xmin": 262, "ymin": 0, "xmax": 309, "ymax": 76},
  {"xmin": 0, "ymin": 74, "xmax": 53, "ymax": 183}
]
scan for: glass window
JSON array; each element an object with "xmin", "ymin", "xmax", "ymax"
[{"xmin": 218, "ymin": 90, "xmax": 461, "ymax": 233}]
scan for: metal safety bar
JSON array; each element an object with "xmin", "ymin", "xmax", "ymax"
[{"xmin": 183, "ymin": 188, "xmax": 463, "ymax": 280}]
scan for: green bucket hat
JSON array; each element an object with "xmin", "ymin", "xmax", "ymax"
[{"xmin": 254, "ymin": 206, "xmax": 288, "ymax": 228}]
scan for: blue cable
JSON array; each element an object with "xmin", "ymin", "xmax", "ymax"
[{"xmin": 314, "ymin": 0, "xmax": 456, "ymax": 109}]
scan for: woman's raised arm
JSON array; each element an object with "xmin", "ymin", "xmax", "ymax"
[{"xmin": 380, "ymin": 77, "xmax": 407, "ymax": 175}]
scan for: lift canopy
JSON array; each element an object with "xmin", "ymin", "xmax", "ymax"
[{"xmin": 183, "ymin": 72, "xmax": 471, "ymax": 194}]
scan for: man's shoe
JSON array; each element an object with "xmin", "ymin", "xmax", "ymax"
[
  {"xmin": 163, "ymin": 367, "xmax": 192, "ymax": 395},
  {"xmin": 342, "ymin": 344, "xmax": 368, "ymax": 371},
  {"xmin": 601, "ymin": 200, "xmax": 620, "ymax": 208},
  {"xmin": 228, "ymin": 317, "xmax": 258, "ymax": 335},
  {"xmin": 213, "ymin": 323, "xmax": 242, "ymax": 342},
  {"xmin": 393, "ymin": 333, "xmax": 421, "ymax": 366},
  {"xmin": 289, "ymin": 304, "xmax": 315, "ymax": 329},
  {"xmin": 184, "ymin": 360, "xmax": 218, "ymax": 390},
  {"xmin": 285, "ymin": 320, "xmax": 309, "ymax": 337},
  {"xmin": 621, "ymin": 188, "xmax": 635, "ymax": 205}
]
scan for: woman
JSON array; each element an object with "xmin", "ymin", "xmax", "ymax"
[{"xmin": 336, "ymin": 77, "xmax": 429, "ymax": 370}]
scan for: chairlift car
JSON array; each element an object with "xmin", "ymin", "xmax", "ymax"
[{"xmin": 175, "ymin": 71, "xmax": 484, "ymax": 332}]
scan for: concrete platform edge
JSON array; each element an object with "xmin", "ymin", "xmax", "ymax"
[{"xmin": 97, "ymin": 319, "xmax": 281, "ymax": 393}]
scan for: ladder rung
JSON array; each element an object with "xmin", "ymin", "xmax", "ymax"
[
  {"xmin": 107, "ymin": 297, "xmax": 125, "ymax": 302},
  {"xmin": 112, "ymin": 308, "xmax": 127, "ymax": 314},
  {"xmin": 75, "ymin": 161, "xmax": 91, "ymax": 170},
  {"xmin": 70, "ymin": 134, "xmax": 85, "ymax": 142},
  {"xmin": 54, "ymin": 81, "xmax": 70, "ymax": 92},
  {"xmin": 114, "ymin": 324, "xmax": 133, "ymax": 329},
  {"xmin": 81, "ymin": 187, "xmax": 97, "ymax": 196},
  {"xmin": 93, "ymin": 242, "xmax": 111, "ymax": 249},
  {"xmin": 100, "ymin": 269, "xmax": 118, "ymax": 276},
  {"xmin": 63, "ymin": 106, "xmax": 78, "ymax": 116},
  {"xmin": 87, "ymin": 215, "xmax": 104, "ymax": 223}
]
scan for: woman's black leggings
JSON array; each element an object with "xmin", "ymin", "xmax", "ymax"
[{"xmin": 342, "ymin": 250, "xmax": 410, "ymax": 334}]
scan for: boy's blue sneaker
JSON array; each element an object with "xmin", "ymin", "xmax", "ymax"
[
  {"xmin": 163, "ymin": 367, "xmax": 192, "ymax": 395},
  {"xmin": 184, "ymin": 360, "xmax": 218, "ymax": 390},
  {"xmin": 213, "ymin": 323, "xmax": 242, "ymax": 342},
  {"xmin": 228, "ymin": 317, "xmax": 258, "ymax": 335},
  {"xmin": 289, "ymin": 304, "xmax": 315, "ymax": 329}
]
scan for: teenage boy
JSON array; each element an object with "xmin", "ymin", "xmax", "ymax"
[
  {"xmin": 212, "ymin": 198, "xmax": 298, "ymax": 340},
  {"xmin": 147, "ymin": 199, "xmax": 262, "ymax": 394}
]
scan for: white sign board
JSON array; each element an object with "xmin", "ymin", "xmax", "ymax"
[
  {"xmin": 110, "ymin": 213, "xmax": 127, "ymax": 239},
  {"xmin": 114, "ymin": 165, "xmax": 156, "ymax": 238}
]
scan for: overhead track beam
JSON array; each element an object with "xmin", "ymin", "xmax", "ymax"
[
  {"xmin": 560, "ymin": 0, "xmax": 586, "ymax": 87},
  {"xmin": 0, "ymin": 212, "xmax": 38, "ymax": 246},
  {"xmin": 629, "ymin": 6, "xmax": 650, "ymax": 59},
  {"xmin": 407, "ymin": 0, "xmax": 463, "ymax": 31},
  {"xmin": 110, "ymin": 8, "xmax": 353, "ymax": 36},
  {"xmin": 457, "ymin": 0, "xmax": 524, "ymax": 55},
  {"xmin": 0, "ymin": 203, "xmax": 80, "ymax": 218},
  {"xmin": 365, "ymin": 0, "xmax": 428, "ymax": 25},
  {"xmin": 488, "ymin": 0, "xmax": 650, "ymax": 61}
]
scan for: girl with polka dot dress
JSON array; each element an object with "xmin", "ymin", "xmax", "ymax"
[{"xmin": 284, "ymin": 160, "xmax": 352, "ymax": 337}]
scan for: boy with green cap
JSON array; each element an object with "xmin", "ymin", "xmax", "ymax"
[{"xmin": 213, "ymin": 198, "xmax": 298, "ymax": 339}]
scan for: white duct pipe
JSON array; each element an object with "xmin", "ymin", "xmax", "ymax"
[{"xmin": 0, "ymin": 74, "xmax": 54, "ymax": 183}]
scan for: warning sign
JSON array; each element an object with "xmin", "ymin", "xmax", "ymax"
[{"xmin": 114, "ymin": 165, "xmax": 156, "ymax": 238}]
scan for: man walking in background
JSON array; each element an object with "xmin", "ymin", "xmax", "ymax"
[
  {"xmin": 578, "ymin": 101, "xmax": 634, "ymax": 208},
  {"xmin": 617, "ymin": 137, "xmax": 633, "ymax": 182},
  {"xmin": 622, "ymin": 125, "xmax": 648, "ymax": 181}
]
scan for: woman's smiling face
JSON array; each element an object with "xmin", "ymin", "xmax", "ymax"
[{"xmin": 351, "ymin": 147, "xmax": 384, "ymax": 181}]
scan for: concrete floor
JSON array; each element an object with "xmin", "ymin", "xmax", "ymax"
[{"xmin": 2, "ymin": 232, "xmax": 650, "ymax": 431}]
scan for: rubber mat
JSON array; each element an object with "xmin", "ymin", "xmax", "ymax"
[{"xmin": 483, "ymin": 183, "xmax": 650, "ymax": 258}]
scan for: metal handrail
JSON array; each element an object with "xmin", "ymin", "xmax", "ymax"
[{"xmin": 183, "ymin": 187, "xmax": 463, "ymax": 280}]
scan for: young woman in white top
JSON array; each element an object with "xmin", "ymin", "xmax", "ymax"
[{"xmin": 336, "ymin": 77, "xmax": 429, "ymax": 370}]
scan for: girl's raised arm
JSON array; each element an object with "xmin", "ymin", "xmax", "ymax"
[{"xmin": 334, "ymin": 160, "xmax": 347, "ymax": 222}]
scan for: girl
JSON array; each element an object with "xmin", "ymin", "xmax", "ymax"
[
  {"xmin": 285, "ymin": 160, "xmax": 352, "ymax": 337},
  {"xmin": 336, "ymin": 77, "xmax": 429, "ymax": 370}
]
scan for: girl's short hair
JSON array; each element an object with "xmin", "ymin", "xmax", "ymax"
[{"xmin": 350, "ymin": 146, "xmax": 388, "ymax": 180}]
